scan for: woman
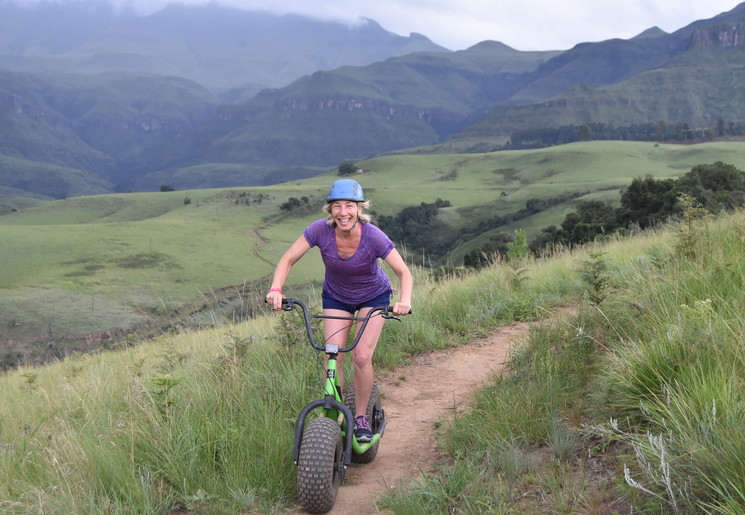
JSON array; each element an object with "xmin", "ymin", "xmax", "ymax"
[{"xmin": 266, "ymin": 178, "xmax": 413, "ymax": 442}]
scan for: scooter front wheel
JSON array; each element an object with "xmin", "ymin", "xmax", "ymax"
[{"xmin": 296, "ymin": 416, "xmax": 344, "ymax": 514}]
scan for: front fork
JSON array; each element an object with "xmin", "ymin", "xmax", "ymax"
[{"xmin": 292, "ymin": 353, "xmax": 350, "ymax": 466}]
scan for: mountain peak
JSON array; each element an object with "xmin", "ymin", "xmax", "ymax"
[
  {"xmin": 632, "ymin": 26, "xmax": 668, "ymax": 40},
  {"xmin": 465, "ymin": 40, "xmax": 517, "ymax": 52}
]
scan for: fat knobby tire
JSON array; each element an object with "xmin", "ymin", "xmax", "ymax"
[
  {"xmin": 296, "ymin": 416, "xmax": 343, "ymax": 514},
  {"xmin": 344, "ymin": 383, "xmax": 382, "ymax": 463}
]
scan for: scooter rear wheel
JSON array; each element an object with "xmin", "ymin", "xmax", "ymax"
[{"xmin": 343, "ymin": 383, "xmax": 383, "ymax": 463}]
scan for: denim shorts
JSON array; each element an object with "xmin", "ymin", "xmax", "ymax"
[{"xmin": 322, "ymin": 290, "xmax": 391, "ymax": 314}]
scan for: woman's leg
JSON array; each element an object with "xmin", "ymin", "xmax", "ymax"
[{"xmin": 351, "ymin": 307, "xmax": 386, "ymax": 417}]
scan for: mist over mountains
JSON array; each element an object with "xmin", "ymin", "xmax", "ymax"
[
  {"xmin": 0, "ymin": 1, "xmax": 447, "ymax": 97},
  {"xmin": 2, "ymin": 1, "xmax": 745, "ymax": 198}
]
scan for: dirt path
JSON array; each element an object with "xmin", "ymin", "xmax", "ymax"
[{"xmin": 317, "ymin": 319, "xmax": 535, "ymax": 514}]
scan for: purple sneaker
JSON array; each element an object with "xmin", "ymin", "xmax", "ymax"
[{"xmin": 354, "ymin": 415, "xmax": 373, "ymax": 442}]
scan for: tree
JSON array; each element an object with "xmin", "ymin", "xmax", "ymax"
[
  {"xmin": 716, "ymin": 118, "xmax": 725, "ymax": 137},
  {"xmin": 579, "ymin": 124, "xmax": 593, "ymax": 142},
  {"xmin": 560, "ymin": 201, "xmax": 618, "ymax": 244},
  {"xmin": 463, "ymin": 233, "xmax": 512, "ymax": 269},
  {"xmin": 656, "ymin": 121, "xmax": 667, "ymax": 141},
  {"xmin": 530, "ymin": 225, "xmax": 563, "ymax": 254},
  {"xmin": 507, "ymin": 229, "xmax": 529, "ymax": 261},
  {"xmin": 337, "ymin": 162, "xmax": 357, "ymax": 176},
  {"xmin": 676, "ymin": 162, "xmax": 745, "ymax": 211},
  {"xmin": 280, "ymin": 197, "xmax": 307, "ymax": 211},
  {"xmin": 617, "ymin": 175, "xmax": 677, "ymax": 228},
  {"xmin": 377, "ymin": 199, "xmax": 454, "ymax": 264}
]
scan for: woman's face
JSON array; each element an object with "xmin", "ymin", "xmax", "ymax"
[{"xmin": 330, "ymin": 201, "xmax": 360, "ymax": 231}]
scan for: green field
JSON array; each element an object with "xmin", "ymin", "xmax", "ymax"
[{"xmin": 2, "ymin": 140, "xmax": 745, "ymax": 352}]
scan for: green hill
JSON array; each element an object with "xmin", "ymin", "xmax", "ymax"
[
  {"xmin": 0, "ymin": 70, "xmax": 219, "ymax": 195},
  {"xmin": 464, "ymin": 34, "xmax": 745, "ymax": 139},
  {"xmin": 2, "ymin": 140, "xmax": 745, "ymax": 365},
  {"xmin": 0, "ymin": 155, "xmax": 112, "ymax": 200}
]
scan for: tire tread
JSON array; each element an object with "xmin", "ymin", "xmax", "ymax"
[{"xmin": 297, "ymin": 417, "xmax": 342, "ymax": 514}]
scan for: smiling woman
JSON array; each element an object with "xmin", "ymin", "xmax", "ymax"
[{"xmin": 265, "ymin": 178, "xmax": 413, "ymax": 441}]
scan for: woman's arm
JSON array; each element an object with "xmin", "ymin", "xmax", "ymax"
[
  {"xmin": 266, "ymin": 235, "xmax": 311, "ymax": 310},
  {"xmin": 384, "ymin": 248, "xmax": 413, "ymax": 315}
]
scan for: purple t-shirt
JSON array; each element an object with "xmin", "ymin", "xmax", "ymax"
[{"xmin": 303, "ymin": 219, "xmax": 395, "ymax": 304}]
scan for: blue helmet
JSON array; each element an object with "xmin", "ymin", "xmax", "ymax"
[{"xmin": 327, "ymin": 179, "xmax": 364, "ymax": 202}]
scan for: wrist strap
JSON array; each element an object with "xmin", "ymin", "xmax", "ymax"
[{"xmin": 267, "ymin": 288, "xmax": 282, "ymax": 294}]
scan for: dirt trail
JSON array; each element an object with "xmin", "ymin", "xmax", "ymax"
[{"xmin": 315, "ymin": 319, "xmax": 536, "ymax": 515}]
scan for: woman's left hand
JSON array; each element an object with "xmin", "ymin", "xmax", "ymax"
[{"xmin": 392, "ymin": 302, "xmax": 412, "ymax": 316}]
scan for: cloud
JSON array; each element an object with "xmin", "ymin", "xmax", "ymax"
[{"xmin": 6, "ymin": 0, "xmax": 741, "ymax": 51}]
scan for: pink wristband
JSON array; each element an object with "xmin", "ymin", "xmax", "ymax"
[{"xmin": 267, "ymin": 288, "xmax": 282, "ymax": 294}]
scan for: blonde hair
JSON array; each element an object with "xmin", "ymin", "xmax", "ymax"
[{"xmin": 324, "ymin": 200, "xmax": 372, "ymax": 226}]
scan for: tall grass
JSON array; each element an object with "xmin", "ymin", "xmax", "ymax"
[
  {"xmin": 381, "ymin": 209, "xmax": 745, "ymax": 514},
  {"xmin": 597, "ymin": 209, "xmax": 745, "ymax": 513},
  {"xmin": 0, "ymin": 321, "xmax": 313, "ymax": 513}
]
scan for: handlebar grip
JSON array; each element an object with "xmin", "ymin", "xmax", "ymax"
[
  {"xmin": 387, "ymin": 306, "xmax": 412, "ymax": 315},
  {"xmin": 263, "ymin": 297, "xmax": 287, "ymax": 303},
  {"xmin": 264, "ymin": 295, "xmax": 292, "ymax": 310}
]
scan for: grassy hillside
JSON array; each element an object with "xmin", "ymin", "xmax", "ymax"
[
  {"xmin": 1, "ymin": 201, "xmax": 743, "ymax": 512},
  {"xmin": 0, "ymin": 194, "xmax": 43, "ymax": 216},
  {"xmin": 0, "ymin": 154, "xmax": 113, "ymax": 200},
  {"xmin": 465, "ymin": 42, "xmax": 745, "ymax": 139},
  {"xmin": 2, "ymin": 140, "xmax": 745, "ymax": 362},
  {"xmin": 180, "ymin": 43, "xmax": 560, "ymax": 180},
  {"xmin": 0, "ymin": 70, "xmax": 219, "ymax": 195}
]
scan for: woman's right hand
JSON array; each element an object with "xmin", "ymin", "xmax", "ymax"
[{"xmin": 265, "ymin": 289, "xmax": 284, "ymax": 310}]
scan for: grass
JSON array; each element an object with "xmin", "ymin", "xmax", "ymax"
[
  {"xmin": 378, "ymin": 209, "xmax": 745, "ymax": 514},
  {"xmin": 0, "ymin": 320, "xmax": 306, "ymax": 513},
  {"xmin": 1, "ymin": 204, "xmax": 745, "ymax": 511},
  {"xmin": 0, "ymin": 188, "xmax": 295, "ymax": 351},
  {"xmin": 591, "ymin": 210, "xmax": 745, "ymax": 512}
]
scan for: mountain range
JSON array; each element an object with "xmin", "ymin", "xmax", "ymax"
[{"xmin": 2, "ymin": 1, "xmax": 745, "ymax": 198}]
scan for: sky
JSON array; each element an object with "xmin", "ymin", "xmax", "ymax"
[{"xmin": 11, "ymin": 0, "xmax": 744, "ymax": 51}]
